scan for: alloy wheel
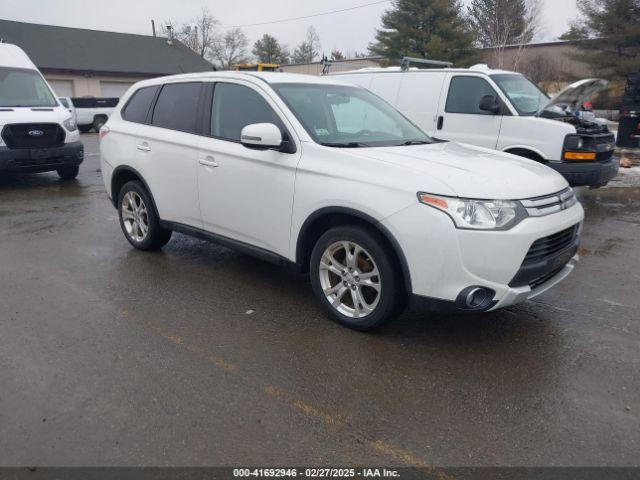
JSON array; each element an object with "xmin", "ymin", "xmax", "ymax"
[
  {"xmin": 319, "ymin": 240, "xmax": 381, "ymax": 319},
  {"xmin": 121, "ymin": 191, "xmax": 149, "ymax": 242}
]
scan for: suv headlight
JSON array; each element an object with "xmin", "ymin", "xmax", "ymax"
[
  {"xmin": 418, "ymin": 192, "xmax": 527, "ymax": 230},
  {"xmin": 63, "ymin": 116, "xmax": 77, "ymax": 132}
]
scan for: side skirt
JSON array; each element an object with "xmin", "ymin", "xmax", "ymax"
[{"xmin": 160, "ymin": 220, "xmax": 300, "ymax": 271}]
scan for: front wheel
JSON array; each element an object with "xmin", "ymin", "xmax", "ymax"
[
  {"xmin": 310, "ymin": 225, "xmax": 404, "ymax": 331},
  {"xmin": 57, "ymin": 165, "xmax": 79, "ymax": 180},
  {"xmin": 117, "ymin": 181, "xmax": 172, "ymax": 251},
  {"xmin": 78, "ymin": 125, "xmax": 92, "ymax": 133}
]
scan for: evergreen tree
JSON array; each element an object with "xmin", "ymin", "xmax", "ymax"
[
  {"xmin": 252, "ymin": 34, "xmax": 290, "ymax": 64},
  {"xmin": 561, "ymin": 0, "xmax": 640, "ymax": 78},
  {"xmin": 369, "ymin": 0, "xmax": 475, "ymax": 65}
]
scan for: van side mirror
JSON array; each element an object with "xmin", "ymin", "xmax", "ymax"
[
  {"xmin": 479, "ymin": 95, "xmax": 502, "ymax": 114},
  {"xmin": 240, "ymin": 123, "xmax": 283, "ymax": 150}
]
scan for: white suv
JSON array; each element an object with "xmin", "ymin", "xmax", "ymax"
[{"xmin": 100, "ymin": 72, "xmax": 584, "ymax": 331}]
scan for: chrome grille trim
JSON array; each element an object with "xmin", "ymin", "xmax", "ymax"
[{"xmin": 521, "ymin": 188, "xmax": 577, "ymax": 217}]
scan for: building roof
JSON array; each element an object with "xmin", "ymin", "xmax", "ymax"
[{"xmin": 0, "ymin": 19, "xmax": 214, "ymax": 76}]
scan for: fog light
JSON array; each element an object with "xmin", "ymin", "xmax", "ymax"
[{"xmin": 456, "ymin": 286, "xmax": 496, "ymax": 311}]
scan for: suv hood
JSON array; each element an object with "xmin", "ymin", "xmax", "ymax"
[
  {"xmin": 537, "ymin": 78, "xmax": 608, "ymax": 116},
  {"xmin": 346, "ymin": 141, "xmax": 568, "ymax": 200}
]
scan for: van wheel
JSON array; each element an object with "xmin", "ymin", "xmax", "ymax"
[
  {"xmin": 57, "ymin": 166, "xmax": 79, "ymax": 180},
  {"xmin": 310, "ymin": 225, "xmax": 404, "ymax": 331},
  {"xmin": 78, "ymin": 125, "xmax": 92, "ymax": 133},
  {"xmin": 117, "ymin": 181, "xmax": 172, "ymax": 251}
]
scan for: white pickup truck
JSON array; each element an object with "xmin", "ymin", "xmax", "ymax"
[{"xmin": 72, "ymin": 97, "xmax": 119, "ymax": 133}]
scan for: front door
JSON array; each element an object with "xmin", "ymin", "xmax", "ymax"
[
  {"xmin": 197, "ymin": 81, "xmax": 300, "ymax": 258},
  {"xmin": 435, "ymin": 74, "xmax": 504, "ymax": 149}
]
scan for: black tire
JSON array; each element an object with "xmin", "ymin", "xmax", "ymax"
[
  {"xmin": 57, "ymin": 165, "xmax": 79, "ymax": 180},
  {"xmin": 93, "ymin": 118, "xmax": 106, "ymax": 132},
  {"xmin": 310, "ymin": 225, "xmax": 405, "ymax": 331},
  {"xmin": 78, "ymin": 125, "xmax": 92, "ymax": 133},
  {"xmin": 117, "ymin": 180, "xmax": 172, "ymax": 251}
]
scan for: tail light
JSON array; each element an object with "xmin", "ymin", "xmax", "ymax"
[{"xmin": 99, "ymin": 126, "xmax": 110, "ymax": 139}]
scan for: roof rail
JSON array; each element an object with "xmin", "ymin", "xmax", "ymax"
[{"xmin": 400, "ymin": 56, "xmax": 453, "ymax": 71}]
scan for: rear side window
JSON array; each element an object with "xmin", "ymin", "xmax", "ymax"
[
  {"xmin": 122, "ymin": 86, "xmax": 159, "ymax": 123},
  {"xmin": 151, "ymin": 82, "xmax": 202, "ymax": 133},
  {"xmin": 445, "ymin": 76, "xmax": 498, "ymax": 115},
  {"xmin": 211, "ymin": 83, "xmax": 284, "ymax": 141}
]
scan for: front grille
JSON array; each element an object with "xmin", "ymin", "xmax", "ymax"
[
  {"xmin": 524, "ymin": 225, "xmax": 579, "ymax": 265},
  {"xmin": 1, "ymin": 123, "xmax": 65, "ymax": 149},
  {"xmin": 509, "ymin": 223, "xmax": 581, "ymax": 289},
  {"xmin": 520, "ymin": 188, "xmax": 578, "ymax": 217},
  {"xmin": 529, "ymin": 266, "xmax": 565, "ymax": 290}
]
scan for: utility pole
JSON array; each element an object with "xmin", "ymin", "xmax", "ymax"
[{"xmin": 151, "ymin": 19, "xmax": 156, "ymax": 37}]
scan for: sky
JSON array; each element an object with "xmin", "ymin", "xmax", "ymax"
[{"xmin": 0, "ymin": 0, "xmax": 579, "ymax": 57}]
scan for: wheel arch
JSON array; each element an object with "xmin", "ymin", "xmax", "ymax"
[
  {"xmin": 295, "ymin": 207, "xmax": 412, "ymax": 293},
  {"xmin": 502, "ymin": 146, "xmax": 547, "ymax": 162},
  {"xmin": 110, "ymin": 166, "xmax": 160, "ymax": 219}
]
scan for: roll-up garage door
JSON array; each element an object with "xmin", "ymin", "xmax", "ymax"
[
  {"xmin": 100, "ymin": 81, "xmax": 134, "ymax": 99},
  {"xmin": 47, "ymin": 79, "xmax": 74, "ymax": 97}
]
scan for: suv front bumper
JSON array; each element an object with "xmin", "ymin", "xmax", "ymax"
[
  {"xmin": 0, "ymin": 141, "xmax": 84, "ymax": 174},
  {"xmin": 548, "ymin": 158, "xmax": 619, "ymax": 187},
  {"xmin": 381, "ymin": 199, "xmax": 585, "ymax": 313}
]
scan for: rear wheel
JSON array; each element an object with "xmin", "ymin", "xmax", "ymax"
[
  {"xmin": 310, "ymin": 225, "xmax": 404, "ymax": 331},
  {"xmin": 117, "ymin": 181, "xmax": 172, "ymax": 251},
  {"xmin": 78, "ymin": 125, "xmax": 92, "ymax": 133},
  {"xmin": 93, "ymin": 117, "xmax": 107, "ymax": 132},
  {"xmin": 57, "ymin": 166, "xmax": 79, "ymax": 180}
]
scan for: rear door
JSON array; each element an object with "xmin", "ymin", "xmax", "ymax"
[
  {"xmin": 133, "ymin": 82, "xmax": 205, "ymax": 228},
  {"xmin": 435, "ymin": 74, "xmax": 503, "ymax": 148}
]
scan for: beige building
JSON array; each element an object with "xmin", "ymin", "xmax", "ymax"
[
  {"xmin": 280, "ymin": 57, "xmax": 384, "ymax": 76},
  {"xmin": 0, "ymin": 19, "xmax": 214, "ymax": 98}
]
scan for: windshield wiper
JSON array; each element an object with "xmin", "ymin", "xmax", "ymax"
[
  {"xmin": 320, "ymin": 142, "xmax": 370, "ymax": 148},
  {"xmin": 397, "ymin": 139, "xmax": 432, "ymax": 146}
]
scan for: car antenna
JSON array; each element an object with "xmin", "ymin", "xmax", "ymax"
[{"xmin": 400, "ymin": 56, "xmax": 453, "ymax": 71}]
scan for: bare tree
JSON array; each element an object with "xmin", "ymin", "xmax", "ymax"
[
  {"xmin": 211, "ymin": 28, "xmax": 249, "ymax": 70},
  {"xmin": 518, "ymin": 53, "xmax": 561, "ymax": 86},
  {"xmin": 468, "ymin": 0, "xmax": 543, "ymax": 69},
  {"xmin": 331, "ymin": 49, "xmax": 345, "ymax": 61},
  {"xmin": 292, "ymin": 26, "xmax": 321, "ymax": 63},
  {"xmin": 161, "ymin": 9, "xmax": 219, "ymax": 58}
]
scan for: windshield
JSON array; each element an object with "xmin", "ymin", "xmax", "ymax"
[
  {"xmin": 272, "ymin": 83, "xmax": 432, "ymax": 147},
  {"xmin": 0, "ymin": 67, "xmax": 58, "ymax": 108},
  {"xmin": 491, "ymin": 74, "xmax": 549, "ymax": 116}
]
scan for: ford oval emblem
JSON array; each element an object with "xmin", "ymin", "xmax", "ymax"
[{"xmin": 28, "ymin": 129, "xmax": 44, "ymax": 137}]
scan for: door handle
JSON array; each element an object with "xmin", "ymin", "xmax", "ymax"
[
  {"xmin": 437, "ymin": 116, "xmax": 444, "ymax": 130},
  {"xmin": 199, "ymin": 157, "xmax": 219, "ymax": 168},
  {"xmin": 137, "ymin": 143, "xmax": 151, "ymax": 152}
]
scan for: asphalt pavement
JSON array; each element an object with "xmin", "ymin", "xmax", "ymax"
[{"xmin": 0, "ymin": 134, "xmax": 638, "ymax": 467}]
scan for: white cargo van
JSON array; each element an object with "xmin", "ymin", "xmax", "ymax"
[
  {"xmin": 333, "ymin": 65, "xmax": 618, "ymax": 188},
  {"xmin": 0, "ymin": 43, "xmax": 83, "ymax": 179}
]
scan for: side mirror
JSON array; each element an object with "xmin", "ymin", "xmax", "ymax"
[
  {"xmin": 240, "ymin": 123, "xmax": 283, "ymax": 150},
  {"xmin": 479, "ymin": 95, "xmax": 501, "ymax": 114}
]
